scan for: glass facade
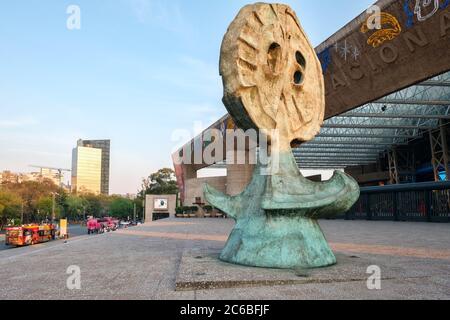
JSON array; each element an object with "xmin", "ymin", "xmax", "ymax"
[
  {"xmin": 77, "ymin": 140, "xmax": 110, "ymax": 195},
  {"xmin": 71, "ymin": 147, "xmax": 102, "ymax": 195}
]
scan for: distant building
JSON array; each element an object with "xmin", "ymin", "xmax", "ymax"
[
  {"xmin": 0, "ymin": 169, "xmax": 66, "ymax": 188},
  {"xmin": 71, "ymin": 146, "xmax": 102, "ymax": 195},
  {"xmin": 0, "ymin": 171, "xmax": 20, "ymax": 184},
  {"xmin": 28, "ymin": 168, "xmax": 62, "ymax": 186},
  {"xmin": 77, "ymin": 139, "xmax": 110, "ymax": 195}
]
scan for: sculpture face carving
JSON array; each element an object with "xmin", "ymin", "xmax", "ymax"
[{"xmin": 220, "ymin": 3, "xmax": 325, "ymax": 150}]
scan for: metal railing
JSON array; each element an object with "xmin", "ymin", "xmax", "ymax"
[{"xmin": 343, "ymin": 182, "xmax": 450, "ymax": 223}]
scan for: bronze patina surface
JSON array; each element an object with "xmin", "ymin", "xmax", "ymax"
[{"xmin": 205, "ymin": 3, "xmax": 360, "ymax": 269}]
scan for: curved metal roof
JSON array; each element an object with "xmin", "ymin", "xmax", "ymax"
[{"xmin": 295, "ymin": 71, "xmax": 450, "ymax": 169}]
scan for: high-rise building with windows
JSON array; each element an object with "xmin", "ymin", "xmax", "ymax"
[
  {"xmin": 74, "ymin": 139, "xmax": 111, "ymax": 195},
  {"xmin": 71, "ymin": 146, "xmax": 102, "ymax": 195},
  {"xmin": 72, "ymin": 139, "xmax": 111, "ymax": 195}
]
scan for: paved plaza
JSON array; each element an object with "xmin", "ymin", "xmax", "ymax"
[{"xmin": 0, "ymin": 219, "xmax": 449, "ymax": 300}]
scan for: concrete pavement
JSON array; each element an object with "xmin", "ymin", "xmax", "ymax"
[{"xmin": 0, "ymin": 219, "xmax": 449, "ymax": 300}]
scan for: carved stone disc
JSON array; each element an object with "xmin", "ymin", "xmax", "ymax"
[{"xmin": 220, "ymin": 3, "xmax": 325, "ymax": 147}]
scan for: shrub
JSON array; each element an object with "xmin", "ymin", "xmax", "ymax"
[{"xmin": 175, "ymin": 207, "xmax": 184, "ymax": 214}]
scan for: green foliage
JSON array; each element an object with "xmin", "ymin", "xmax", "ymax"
[
  {"xmin": 36, "ymin": 196, "xmax": 61, "ymax": 220},
  {"xmin": 1, "ymin": 180, "xmax": 59, "ymax": 223},
  {"xmin": 64, "ymin": 195, "xmax": 87, "ymax": 220},
  {"xmin": 203, "ymin": 205, "xmax": 213, "ymax": 212},
  {"xmin": 133, "ymin": 198, "xmax": 143, "ymax": 220},
  {"xmin": 175, "ymin": 206, "xmax": 200, "ymax": 214},
  {"xmin": 175, "ymin": 207, "xmax": 184, "ymax": 214},
  {"xmin": 81, "ymin": 194, "xmax": 103, "ymax": 217},
  {"xmin": 139, "ymin": 168, "xmax": 178, "ymax": 197},
  {"xmin": 56, "ymin": 191, "xmax": 69, "ymax": 217},
  {"xmin": 109, "ymin": 197, "xmax": 134, "ymax": 219},
  {"xmin": 0, "ymin": 190, "xmax": 22, "ymax": 229},
  {"xmin": 0, "ymin": 179, "xmax": 144, "ymax": 224}
]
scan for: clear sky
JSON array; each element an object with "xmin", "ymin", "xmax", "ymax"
[{"xmin": 0, "ymin": 0, "xmax": 375, "ymax": 195}]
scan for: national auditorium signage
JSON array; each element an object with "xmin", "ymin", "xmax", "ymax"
[{"xmin": 318, "ymin": 0, "xmax": 450, "ymax": 118}]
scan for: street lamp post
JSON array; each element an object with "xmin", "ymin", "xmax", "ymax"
[
  {"xmin": 143, "ymin": 196, "xmax": 146, "ymax": 223},
  {"xmin": 21, "ymin": 202, "xmax": 24, "ymax": 225},
  {"xmin": 52, "ymin": 193, "xmax": 56, "ymax": 223}
]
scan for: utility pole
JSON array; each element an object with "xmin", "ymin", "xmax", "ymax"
[
  {"xmin": 133, "ymin": 202, "xmax": 136, "ymax": 222},
  {"xmin": 51, "ymin": 193, "xmax": 56, "ymax": 223},
  {"xmin": 21, "ymin": 202, "xmax": 24, "ymax": 225},
  {"xmin": 143, "ymin": 196, "xmax": 146, "ymax": 223}
]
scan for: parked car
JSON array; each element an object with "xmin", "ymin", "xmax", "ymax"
[{"xmin": 120, "ymin": 221, "xmax": 131, "ymax": 228}]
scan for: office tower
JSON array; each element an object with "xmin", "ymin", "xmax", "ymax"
[
  {"xmin": 71, "ymin": 146, "xmax": 102, "ymax": 195},
  {"xmin": 77, "ymin": 139, "xmax": 111, "ymax": 195}
]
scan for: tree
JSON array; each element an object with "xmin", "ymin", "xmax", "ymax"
[
  {"xmin": 0, "ymin": 190, "xmax": 22, "ymax": 229},
  {"xmin": 2, "ymin": 180, "xmax": 60, "ymax": 223},
  {"xmin": 133, "ymin": 198, "xmax": 143, "ymax": 220},
  {"xmin": 81, "ymin": 194, "xmax": 103, "ymax": 217},
  {"xmin": 139, "ymin": 168, "xmax": 178, "ymax": 197},
  {"xmin": 56, "ymin": 190, "xmax": 69, "ymax": 218},
  {"xmin": 109, "ymin": 197, "xmax": 134, "ymax": 219},
  {"xmin": 36, "ymin": 196, "xmax": 61, "ymax": 221},
  {"xmin": 65, "ymin": 195, "xmax": 87, "ymax": 220},
  {"xmin": 78, "ymin": 193, "xmax": 115, "ymax": 218}
]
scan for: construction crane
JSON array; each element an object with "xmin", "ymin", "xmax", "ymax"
[{"xmin": 29, "ymin": 165, "xmax": 71, "ymax": 187}]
